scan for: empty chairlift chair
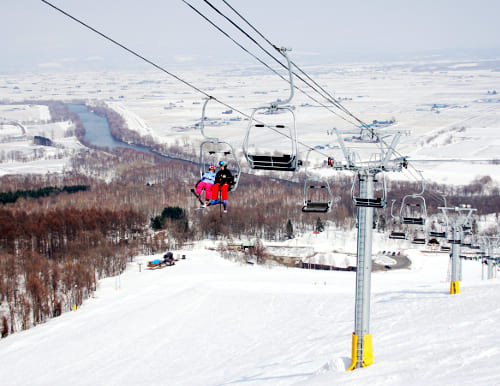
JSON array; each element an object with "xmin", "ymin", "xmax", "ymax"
[
  {"xmin": 302, "ymin": 150, "xmax": 333, "ymax": 213},
  {"xmin": 400, "ymin": 177, "xmax": 427, "ymax": 225},
  {"xmin": 351, "ymin": 172, "xmax": 387, "ymax": 208},
  {"xmin": 389, "ymin": 230, "xmax": 407, "ymax": 240},
  {"xmin": 429, "ymin": 231, "xmax": 447, "ymax": 238},
  {"xmin": 244, "ymin": 117, "xmax": 300, "ymax": 171},
  {"xmin": 242, "ymin": 47, "xmax": 301, "ymax": 172},
  {"xmin": 412, "ymin": 233, "xmax": 427, "ymax": 244},
  {"xmin": 388, "ymin": 200, "xmax": 407, "ymax": 239},
  {"xmin": 400, "ymin": 199, "xmax": 427, "ymax": 226}
]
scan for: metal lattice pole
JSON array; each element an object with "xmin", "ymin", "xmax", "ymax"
[
  {"xmin": 352, "ymin": 172, "xmax": 375, "ymax": 369},
  {"xmin": 451, "ymin": 226, "xmax": 461, "ymax": 286},
  {"xmin": 488, "ymin": 246, "xmax": 494, "ymax": 279},
  {"xmin": 439, "ymin": 205, "xmax": 476, "ymax": 294},
  {"xmin": 332, "ymin": 128, "xmax": 403, "ymax": 371}
]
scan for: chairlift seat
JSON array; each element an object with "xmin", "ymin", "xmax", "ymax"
[
  {"xmin": 389, "ymin": 232, "xmax": 406, "ymax": 240},
  {"xmin": 302, "ymin": 201, "xmax": 331, "ymax": 213},
  {"xmin": 354, "ymin": 197, "xmax": 385, "ymax": 208},
  {"xmin": 429, "ymin": 231, "xmax": 446, "ymax": 238},
  {"xmin": 247, "ymin": 154, "xmax": 299, "ymax": 171},
  {"xmin": 412, "ymin": 238, "xmax": 426, "ymax": 244},
  {"xmin": 402, "ymin": 217, "xmax": 425, "ymax": 225},
  {"xmin": 441, "ymin": 246, "xmax": 451, "ymax": 252}
]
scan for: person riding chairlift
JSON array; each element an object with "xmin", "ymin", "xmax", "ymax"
[
  {"xmin": 195, "ymin": 164, "xmax": 216, "ymax": 207},
  {"xmin": 211, "ymin": 161, "xmax": 234, "ymax": 213}
]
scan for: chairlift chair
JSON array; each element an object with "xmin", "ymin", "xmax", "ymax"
[
  {"xmin": 301, "ymin": 150, "xmax": 333, "ymax": 213},
  {"xmin": 429, "ymin": 231, "xmax": 446, "ymax": 238},
  {"xmin": 460, "ymin": 230, "xmax": 473, "ymax": 248},
  {"xmin": 199, "ymin": 141, "xmax": 240, "ymax": 191},
  {"xmin": 389, "ymin": 231, "xmax": 407, "ymax": 240},
  {"xmin": 388, "ymin": 200, "xmax": 406, "ymax": 239},
  {"xmin": 400, "ymin": 197, "xmax": 427, "ymax": 225},
  {"xmin": 410, "ymin": 218, "xmax": 427, "ymax": 245},
  {"xmin": 400, "ymin": 172, "xmax": 427, "ymax": 225},
  {"xmin": 243, "ymin": 115, "xmax": 300, "ymax": 171},
  {"xmin": 242, "ymin": 47, "xmax": 301, "ymax": 172},
  {"xmin": 412, "ymin": 235, "xmax": 426, "ymax": 244},
  {"xmin": 428, "ymin": 209, "xmax": 448, "ymax": 239},
  {"xmin": 351, "ymin": 173, "xmax": 387, "ymax": 208},
  {"xmin": 198, "ymin": 97, "xmax": 241, "ymax": 191}
]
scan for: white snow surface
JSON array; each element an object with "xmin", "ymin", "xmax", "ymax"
[
  {"xmin": 1, "ymin": 61, "xmax": 500, "ymax": 184},
  {"xmin": 0, "ymin": 246, "xmax": 498, "ymax": 385}
]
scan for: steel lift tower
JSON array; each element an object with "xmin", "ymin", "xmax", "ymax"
[
  {"xmin": 481, "ymin": 236, "xmax": 500, "ymax": 280},
  {"xmin": 331, "ymin": 128, "xmax": 405, "ymax": 370},
  {"xmin": 439, "ymin": 205, "xmax": 476, "ymax": 294}
]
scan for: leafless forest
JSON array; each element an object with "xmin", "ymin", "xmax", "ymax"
[{"xmin": 1, "ymin": 101, "xmax": 499, "ymax": 337}]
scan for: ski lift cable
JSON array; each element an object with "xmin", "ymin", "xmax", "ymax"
[
  {"xmin": 218, "ymin": 0, "xmax": 368, "ymax": 121},
  {"xmin": 38, "ymin": 1, "xmax": 301, "ymax": 150},
  {"xmin": 178, "ymin": 1, "xmax": 351, "ymax": 159},
  {"xmin": 217, "ymin": 0, "xmax": 373, "ymax": 133},
  {"xmin": 217, "ymin": 0, "xmax": 371, "ymax": 131},
  {"xmin": 195, "ymin": 1, "xmax": 475, "ymax": 208},
  {"xmin": 40, "ymin": 0, "xmax": 243, "ymax": 116},
  {"xmin": 395, "ymin": 159, "xmax": 456, "ymax": 209},
  {"xmin": 184, "ymin": 0, "xmax": 364, "ymax": 130},
  {"xmin": 386, "ymin": 143, "xmax": 460, "ymax": 207},
  {"xmin": 40, "ymin": 0, "xmax": 334, "ymax": 160}
]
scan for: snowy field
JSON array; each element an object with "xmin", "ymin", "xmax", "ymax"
[
  {"xmin": 1, "ymin": 59, "xmax": 500, "ymax": 183},
  {"xmin": 0, "ymin": 246, "xmax": 498, "ymax": 385}
]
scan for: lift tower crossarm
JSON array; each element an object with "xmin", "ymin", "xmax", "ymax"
[{"xmin": 381, "ymin": 131, "xmax": 401, "ymax": 170}]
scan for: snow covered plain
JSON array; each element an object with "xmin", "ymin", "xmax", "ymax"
[
  {"xmin": 0, "ymin": 245, "xmax": 498, "ymax": 385},
  {"xmin": 1, "ymin": 59, "xmax": 500, "ymax": 183}
]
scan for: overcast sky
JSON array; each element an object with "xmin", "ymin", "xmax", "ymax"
[{"xmin": 2, "ymin": 0, "xmax": 500, "ymax": 73}]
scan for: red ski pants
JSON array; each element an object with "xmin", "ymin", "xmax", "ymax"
[{"xmin": 212, "ymin": 182, "xmax": 229, "ymax": 201}]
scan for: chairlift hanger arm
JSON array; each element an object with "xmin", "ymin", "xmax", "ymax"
[
  {"xmin": 199, "ymin": 97, "xmax": 219, "ymax": 142},
  {"xmin": 270, "ymin": 47, "xmax": 294, "ymax": 108}
]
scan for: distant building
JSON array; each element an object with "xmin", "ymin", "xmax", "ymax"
[{"xmin": 33, "ymin": 135, "xmax": 52, "ymax": 146}]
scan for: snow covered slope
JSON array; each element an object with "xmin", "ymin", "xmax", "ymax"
[{"xmin": 0, "ymin": 248, "xmax": 498, "ymax": 385}]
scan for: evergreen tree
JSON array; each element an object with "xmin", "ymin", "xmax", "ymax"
[
  {"xmin": 315, "ymin": 217, "xmax": 324, "ymax": 232},
  {"xmin": 285, "ymin": 219, "xmax": 294, "ymax": 239},
  {"xmin": 150, "ymin": 216, "xmax": 163, "ymax": 230},
  {"xmin": 377, "ymin": 214, "xmax": 386, "ymax": 232}
]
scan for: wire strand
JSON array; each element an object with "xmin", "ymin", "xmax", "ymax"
[{"xmin": 217, "ymin": 0, "xmax": 373, "ymax": 132}]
